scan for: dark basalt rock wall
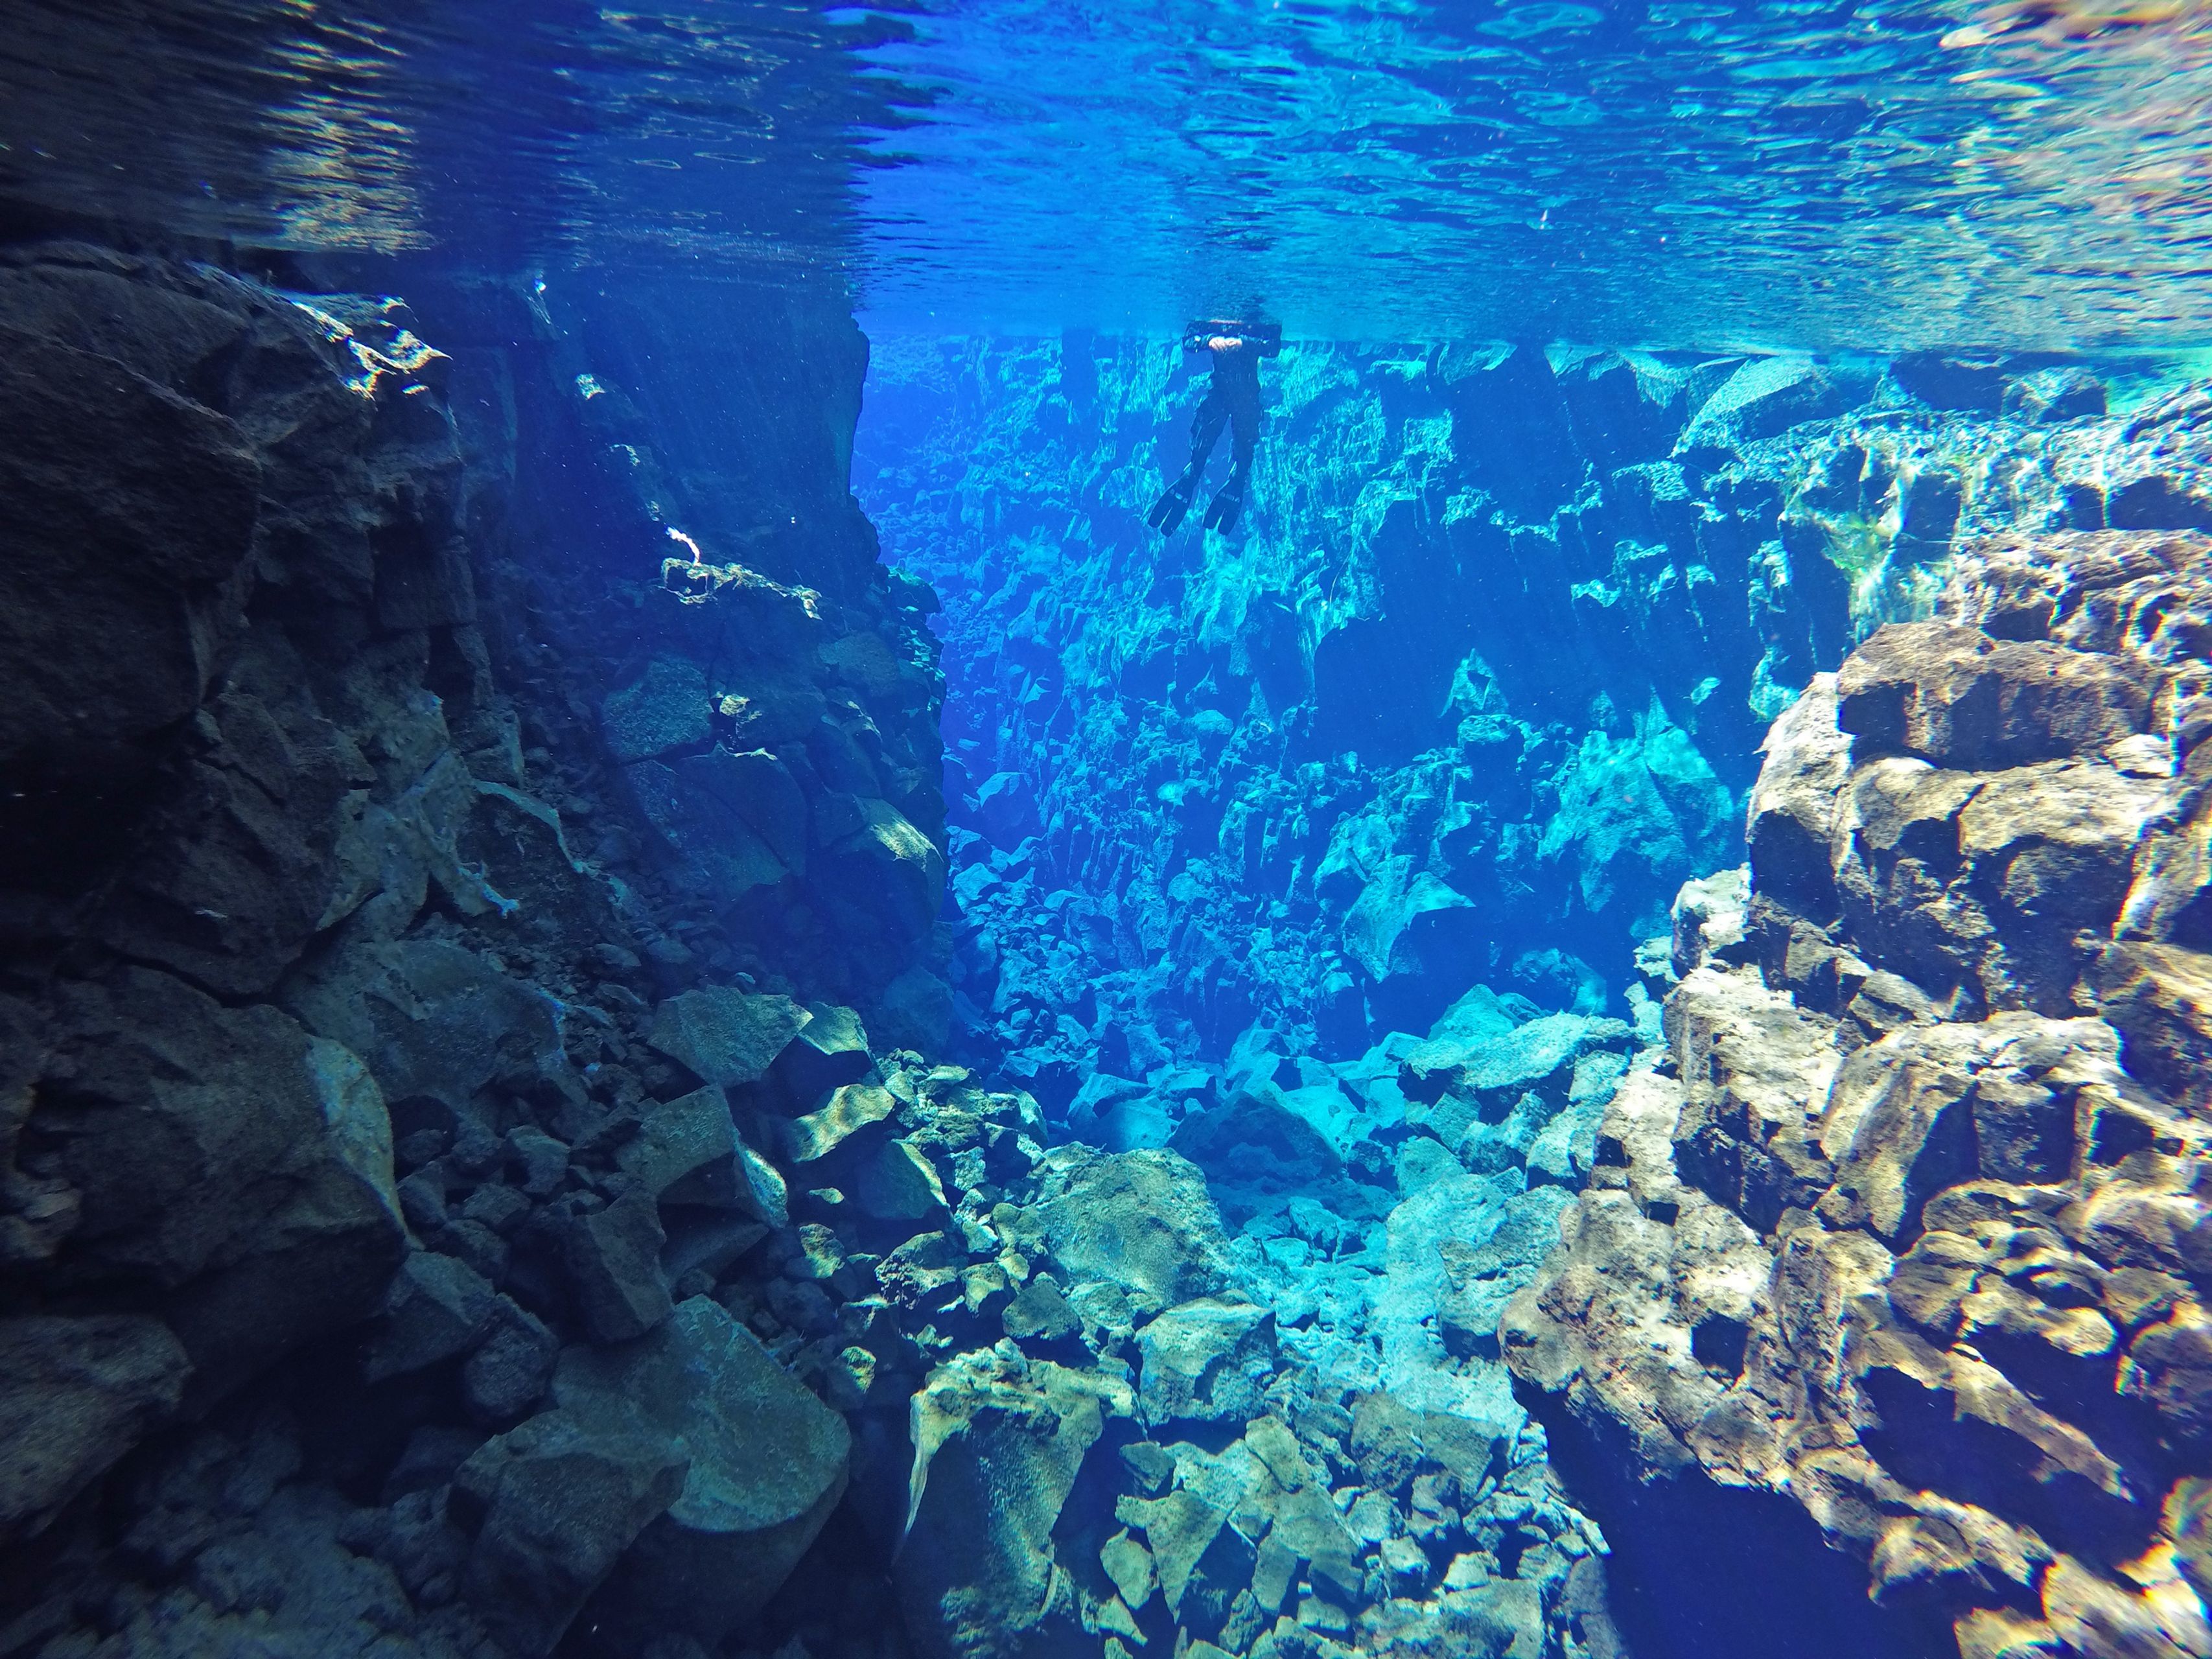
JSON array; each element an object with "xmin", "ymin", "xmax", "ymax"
[
  {"xmin": 1504, "ymin": 528, "xmax": 2212, "ymax": 1659},
  {"xmin": 0, "ymin": 243, "xmax": 954, "ymax": 1659}
]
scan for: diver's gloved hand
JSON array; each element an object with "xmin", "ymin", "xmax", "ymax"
[
  {"xmin": 1202, "ymin": 480, "xmax": 1245, "ymax": 534},
  {"xmin": 1147, "ymin": 473, "xmax": 1199, "ymax": 535}
]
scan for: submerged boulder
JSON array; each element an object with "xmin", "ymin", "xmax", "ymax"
[
  {"xmin": 463, "ymin": 1297, "xmax": 849, "ymax": 1654},
  {"xmin": 0, "ymin": 1314, "xmax": 189, "ymax": 1542},
  {"xmin": 647, "ymin": 986, "xmax": 810, "ymax": 1089},
  {"xmin": 1135, "ymin": 1297, "xmax": 1277, "ymax": 1427},
  {"xmin": 36, "ymin": 969, "xmax": 405, "ymax": 1410},
  {"xmin": 1019, "ymin": 1146, "xmax": 1235, "ymax": 1316},
  {"xmin": 563, "ymin": 1298, "xmax": 852, "ymax": 1645},
  {"xmin": 898, "ymin": 1345, "xmax": 1134, "ymax": 1659}
]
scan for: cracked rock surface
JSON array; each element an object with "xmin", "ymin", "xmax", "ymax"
[{"xmin": 1506, "ymin": 529, "xmax": 2212, "ymax": 1659}]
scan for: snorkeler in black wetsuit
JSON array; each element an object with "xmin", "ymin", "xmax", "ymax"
[{"xmin": 1147, "ymin": 318, "xmax": 1283, "ymax": 536}]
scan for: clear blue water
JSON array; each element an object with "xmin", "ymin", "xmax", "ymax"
[
  {"xmin": 12, "ymin": 0, "xmax": 2212, "ymax": 347},
  {"xmin": 853, "ymin": 0, "xmax": 2212, "ymax": 345}
]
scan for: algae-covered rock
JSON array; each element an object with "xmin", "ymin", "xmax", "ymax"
[
  {"xmin": 785, "ymin": 1080, "xmax": 898, "ymax": 1164},
  {"xmin": 648, "ymin": 986, "xmax": 810, "ymax": 1088},
  {"xmin": 1025, "ymin": 1146, "xmax": 1235, "ymax": 1316},
  {"xmin": 898, "ymin": 1345, "xmax": 1134, "ymax": 1659},
  {"xmin": 775, "ymin": 1001, "xmax": 875, "ymax": 1101}
]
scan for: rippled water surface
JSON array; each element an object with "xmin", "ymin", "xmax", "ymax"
[
  {"xmin": 8, "ymin": 1, "xmax": 2212, "ymax": 345},
  {"xmin": 856, "ymin": 0, "xmax": 2212, "ymax": 344},
  {"xmin": 0, "ymin": 0, "xmax": 913, "ymax": 281}
]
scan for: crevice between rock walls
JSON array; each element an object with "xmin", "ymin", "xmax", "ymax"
[
  {"xmin": 6, "ymin": 238, "xmax": 2212, "ymax": 1659},
  {"xmin": 0, "ymin": 244, "xmax": 1617, "ymax": 1659},
  {"xmin": 857, "ymin": 336, "xmax": 2206, "ymax": 1093}
]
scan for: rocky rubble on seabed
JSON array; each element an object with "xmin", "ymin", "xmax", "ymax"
[{"xmin": 1505, "ymin": 527, "xmax": 2212, "ymax": 1659}]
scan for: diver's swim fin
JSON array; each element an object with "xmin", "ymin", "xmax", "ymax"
[
  {"xmin": 1147, "ymin": 474, "xmax": 1198, "ymax": 535},
  {"xmin": 1202, "ymin": 480, "xmax": 1246, "ymax": 534}
]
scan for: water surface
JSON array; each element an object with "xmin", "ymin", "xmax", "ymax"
[{"xmin": 6, "ymin": 1, "xmax": 2212, "ymax": 348}]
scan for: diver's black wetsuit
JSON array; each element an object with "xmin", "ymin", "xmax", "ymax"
[{"xmin": 1148, "ymin": 320, "xmax": 1280, "ymax": 535}]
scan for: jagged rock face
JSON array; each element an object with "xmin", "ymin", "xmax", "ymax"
[
  {"xmin": 1504, "ymin": 529, "xmax": 2212, "ymax": 1659},
  {"xmin": 0, "ymin": 246, "xmax": 949, "ymax": 1659},
  {"xmin": 856, "ymin": 338, "xmax": 2208, "ymax": 1097},
  {"xmin": 0, "ymin": 245, "xmax": 464, "ymax": 1544}
]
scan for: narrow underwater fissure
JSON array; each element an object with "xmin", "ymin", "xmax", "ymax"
[{"xmin": 5, "ymin": 76, "xmax": 2212, "ymax": 1659}]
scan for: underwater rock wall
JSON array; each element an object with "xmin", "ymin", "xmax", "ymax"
[
  {"xmin": 1506, "ymin": 527, "xmax": 2212, "ymax": 1659},
  {"xmin": 0, "ymin": 244, "xmax": 953, "ymax": 1658},
  {"xmin": 857, "ymin": 337, "xmax": 2198, "ymax": 1091}
]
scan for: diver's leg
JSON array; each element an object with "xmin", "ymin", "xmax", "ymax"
[
  {"xmin": 1148, "ymin": 393, "xmax": 1228, "ymax": 533},
  {"xmin": 1202, "ymin": 400, "xmax": 1259, "ymax": 533}
]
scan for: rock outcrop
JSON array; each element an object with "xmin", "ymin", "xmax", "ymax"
[
  {"xmin": 1505, "ymin": 529, "xmax": 2212, "ymax": 1659},
  {"xmin": 0, "ymin": 244, "xmax": 942, "ymax": 1659}
]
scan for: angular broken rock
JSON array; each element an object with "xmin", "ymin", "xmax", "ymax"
[
  {"xmin": 1023, "ymin": 1146, "xmax": 1234, "ymax": 1317},
  {"xmin": 616, "ymin": 1084, "xmax": 744, "ymax": 1207},
  {"xmin": 898, "ymin": 1345, "xmax": 1134, "ymax": 1659},
  {"xmin": 1745, "ymin": 673, "xmax": 1852, "ymax": 912},
  {"xmin": 559, "ymin": 1188, "xmax": 673, "ymax": 1343},
  {"xmin": 647, "ymin": 986, "xmax": 809, "ymax": 1088},
  {"xmin": 0, "ymin": 1313, "xmax": 189, "ymax": 1542},
  {"xmin": 1135, "ymin": 1297, "xmax": 1277, "ymax": 1427},
  {"xmin": 852, "ymin": 1137, "xmax": 949, "ymax": 1222},
  {"xmin": 463, "ymin": 1296, "xmax": 559, "ymax": 1425},
  {"xmin": 363, "ymin": 1249, "xmax": 497, "ymax": 1382},
  {"xmin": 456, "ymin": 1408, "xmax": 689, "ymax": 1657},
  {"xmin": 1508, "ymin": 531, "xmax": 2212, "ymax": 1658},
  {"xmin": 41, "ymin": 972, "xmax": 406, "ymax": 1410},
  {"xmin": 558, "ymin": 1296, "xmax": 852, "ymax": 1645}
]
